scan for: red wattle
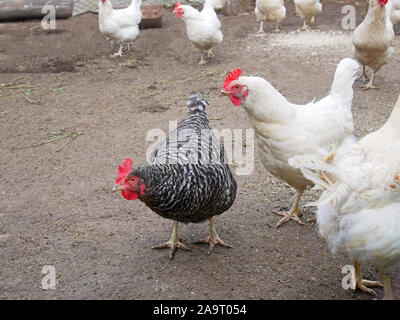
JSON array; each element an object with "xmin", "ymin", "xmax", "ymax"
[
  {"xmin": 230, "ymin": 96, "xmax": 242, "ymax": 106},
  {"xmin": 122, "ymin": 190, "xmax": 139, "ymax": 200}
]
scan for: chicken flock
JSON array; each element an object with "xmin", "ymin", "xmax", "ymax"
[{"xmin": 103, "ymin": 0, "xmax": 400, "ymax": 300}]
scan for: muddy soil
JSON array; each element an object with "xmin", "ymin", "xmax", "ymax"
[{"xmin": 1, "ymin": 0, "xmax": 400, "ymax": 299}]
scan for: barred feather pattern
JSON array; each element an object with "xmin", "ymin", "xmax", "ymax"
[
  {"xmin": 131, "ymin": 163, "xmax": 237, "ymax": 223},
  {"xmin": 134, "ymin": 92, "xmax": 237, "ymax": 223},
  {"xmin": 150, "ymin": 92, "xmax": 225, "ymax": 165}
]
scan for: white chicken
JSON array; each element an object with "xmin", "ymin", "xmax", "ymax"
[
  {"xmin": 293, "ymin": 0, "xmax": 322, "ymax": 30},
  {"xmin": 221, "ymin": 58, "xmax": 360, "ymax": 227},
  {"xmin": 174, "ymin": 0, "xmax": 223, "ymax": 65},
  {"xmin": 212, "ymin": 0, "xmax": 226, "ymax": 11},
  {"xmin": 98, "ymin": 0, "xmax": 142, "ymax": 57},
  {"xmin": 289, "ymin": 95, "xmax": 400, "ymax": 300},
  {"xmin": 391, "ymin": 0, "xmax": 400, "ymax": 33},
  {"xmin": 255, "ymin": 0, "xmax": 286, "ymax": 33},
  {"xmin": 352, "ymin": 0, "xmax": 394, "ymax": 90}
]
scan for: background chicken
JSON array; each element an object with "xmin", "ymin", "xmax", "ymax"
[
  {"xmin": 174, "ymin": 0, "xmax": 223, "ymax": 64},
  {"xmin": 289, "ymin": 95, "xmax": 400, "ymax": 300},
  {"xmin": 293, "ymin": 0, "xmax": 322, "ymax": 30},
  {"xmin": 221, "ymin": 58, "xmax": 360, "ymax": 227},
  {"xmin": 113, "ymin": 92, "xmax": 237, "ymax": 259},
  {"xmin": 98, "ymin": 0, "xmax": 142, "ymax": 57},
  {"xmin": 255, "ymin": 0, "xmax": 286, "ymax": 33},
  {"xmin": 391, "ymin": 0, "xmax": 400, "ymax": 33},
  {"xmin": 352, "ymin": 0, "xmax": 394, "ymax": 90}
]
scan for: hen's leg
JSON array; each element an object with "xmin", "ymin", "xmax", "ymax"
[
  {"xmin": 380, "ymin": 272, "xmax": 393, "ymax": 300},
  {"xmin": 354, "ymin": 261, "xmax": 383, "ymax": 296},
  {"xmin": 310, "ymin": 16, "xmax": 315, "ymax": 26},
  {"xmin": 361, "ymin": 72, "xmax": 379, "ymax": 90},
  {"xmin": 257, "ymin": 21, "xmax": 264, "ymax": 33},
  {"xmin": 111, "ymin": 43, "xmax": 124, "ymax": 58},
  {"xmin": 356, "ymin": 65, "xmax": 369, "ymax": 82},
  {"xmin": 300, "ymin": 20, "xmax": 309, "ymax": 31},
  {"xmin": 273, "ymin": 23, "xmax": 281, "ymax": 33},
  {"xmin": 207, "ymin": 49, "xmax": 214, "ymax": 58},
  {"xmin": 275, "ymin": 190, "xmax": 306, "ymax": 227},
  {"xmin": 196, "ymin": 216, "xmax": 232, "ymax": 254},
  {"xmin": 198, "ymin": 51, "xmax": 207, "ymax": 65},
  {"xmin": 152, "ymin": 220, "xmax": 190, "ymax": 260}
]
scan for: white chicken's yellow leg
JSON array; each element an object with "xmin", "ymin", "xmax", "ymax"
[
  {"xmin": 354, "ymin": 261, "xmax": 383, "ymax": 297},
  {"xmin": 207, "ymin": 49, "xmax": 214, "ymax": 58},
  {"xmin": 111, "ymin": 43, "xmax": 124, "ymax": 58},
  {"xmin": 196, "ymin": 216, "xmax": 232, "ymax": 254},
  {"xmin": 273, "ymin": 23, "xmax": 281, "ymax": 33},
  {"xmin": 275, "ymin": 190, "xmax": 306, "ymax": 227},
  {"xmin": 361, "ymin": 72, "xmax": 379, "ymax": 90},
  {"xmin": 300, "ymin": 20, "xmax": 309, "ymax": 31},
  {"xmin": 380, "ymin": 272, "xmax": 393, "ymax": 300},
  {"xmin": 198, "ymin": 52, "xmax": 207, "ymax": 65},
  {"xmin": 310, "ymin": 16, "xmax": 315, "ymax": 26},
  {"xmin": 257, "ymin": 21, "xmax": 264, "ymax": 33},
  {"xmin": 152, "ymin": 220, "xmax": 190, "ymax": 260}
]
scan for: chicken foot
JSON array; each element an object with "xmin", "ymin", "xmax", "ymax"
[
  {"xmin": 273, "ymin": 23, "xmax": 281, "ymax": 33},
  {"xmin": 300, "ymin": 20, "xmax": 309, "ymax": 31},
  {"xmin": 361, "ymin": 72, "xmax": 379, "ymax": 90},
  {"xmin": 257, "ymin": 21, "xmax": 264, "ymax": 33},
  {"xmin": 111, "ymin": 43, "xmax": 124, "ymax": 58},
  {"xmin": 207, "ymin": 49, "xmax": 215, "ymax": 58},
  {"xmin": 198, "ymin": 52, "xmax": 207, "ymax": 65},
  {"xmin": 196, "ymin": 216, "xmax": 232, "ymax": 254},
  {"xmin": 275, "ymin": 190, "xmax": 306, "ymax": 227},
  {"xmin": 152, "ymin": 220, "xmax": 190, "ymax": 260},
  {"xmin": 354, "ymin": 261, "xmax": 383, "ymax": 297}
]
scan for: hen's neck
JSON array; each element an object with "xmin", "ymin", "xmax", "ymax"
[
  {"xmin": 366, "ymin": 0, "xmax": 388, "ymax": 26},
  {"xmin": 242, "ymin": 77, "xmax": 295, "ymax": 124}
]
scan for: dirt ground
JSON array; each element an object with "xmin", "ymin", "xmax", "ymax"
[{"xmin": 1, "ymin": 0, "xmax": 400, "ymax": 300}]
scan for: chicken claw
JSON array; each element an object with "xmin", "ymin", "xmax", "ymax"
[
  {"xmin": 196, "ymin": 217, "xmax": 232, "ymax": 254},
  {"xmin": 354, "ymin": 261, "xmax": 383, "ymax": 297},
  {"xmin": 198, "ymin": 54, "xmax": 207, "ymax": 65},
  {"xmin": 275, "ymin": 190, "xmax": 306, "ymax": 227},
  {"xmin": 152, "ymin": 221, "xmax": 190, "ymax": 259},
  {"xmin": 110, "ymin": 44, "xmax": 124, "ymax": 58}
]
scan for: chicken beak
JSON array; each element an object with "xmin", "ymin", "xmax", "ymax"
[
  {"xmin": 220, "ymin": 89, "xmax": 231, "ymax": 96},
  {"xmin": 112, "ymin": 184, "xmax": 124, "ymax": 192}
]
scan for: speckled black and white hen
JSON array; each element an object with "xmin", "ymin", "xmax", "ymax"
[{"xmin": 113, "ymin": 92, "xmax": 237, "ymax": 259}]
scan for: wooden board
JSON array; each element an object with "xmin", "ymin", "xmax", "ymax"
[
  {"xmin": 0, "ymin": 0, "xmax": 73, "ymax": 21},
  {"xmin": 139, "ymin": 5, "xmax": 162, "ymax": 29}
]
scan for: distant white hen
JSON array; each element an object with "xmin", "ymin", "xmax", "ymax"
[
  {"xmin": 293, "ymin": 0, "xmax": 322, "ymax": 30},
  {"xmin": 174, "ymin": 0, "xmax": 223, "ymax": 65},
  {"xmin": 255, "ymin": 0, "xmax": 286, "ymax": 33},
  {"xmin": 98, "ymin": 0, "xmax": 142, "ymax": 57},
  {"xmin": 290, "ymin": 95, "xmax": 400, "ymax": 300}
]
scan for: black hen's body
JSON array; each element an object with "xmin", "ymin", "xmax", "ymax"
[
  {"xmin": 134, "ymin": 92, "xmax": 237, "ymax": 223},
  {"xmin": 132, "ymin": 163, "xmax": 236, "ymax": 223}
]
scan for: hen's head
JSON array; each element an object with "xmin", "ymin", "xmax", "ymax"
[
  {"xmin": 173, "ymin": 2, "xmax": 184, "ymax": 18},
  {"xmin": 221, "ymin": 68, "xmax": 249, "ymax": 106},
  {"xmin": 112, "ymin": 158, "xmax": 146, "ymax": 200}
]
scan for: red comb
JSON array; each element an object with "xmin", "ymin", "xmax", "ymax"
[
  {"xmin": 223, "ymin": 68, "xmax": 242, "ymax": 90},
  {"xmin": 116, "ymin": 158, "xmax": 133, "ymax": 185},
  {"xmin": 174, "ymin": 1, "xmax": 181, "ymax": 10}
]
